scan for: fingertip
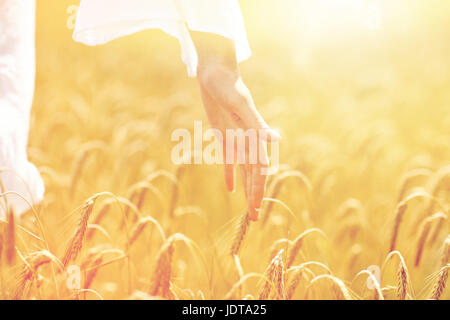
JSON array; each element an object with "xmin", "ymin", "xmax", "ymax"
[
  {"xmin": 262, "ymin": 128, "xmax": 281, "ymax": 142},
  {"xmin": 251, "ymin": 167, "xmax": 265, "ymax": 214},
  {"xmin": 254, "ymin": 199, "xmax": 263, "ymax": 214},
  {"xmin": 224, "ymin": 165, "xmax": 235, "ymax": 192},
  {"xmin": 225, "ymin": 173, "xmax": 234, "ymax": 192},
  {"xmin": 248, "ymin": 207, "xmax": 259, "ymax": 221}
]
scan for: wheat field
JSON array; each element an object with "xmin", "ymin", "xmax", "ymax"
[{"xmin": 0, "ymin": 0, "xmax": 449, "ymax": 300}]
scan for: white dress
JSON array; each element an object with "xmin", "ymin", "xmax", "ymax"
[
  {"xmin": 73, "ymin": 0, "xmax": 251, "ymax": 77},
  {"xmin": 0, "ymin": 0, "xmax": 44, "ymax": 219},
  {"xmin": 0, "ymin": 1, "xmax": 250, "ymax": 219}
]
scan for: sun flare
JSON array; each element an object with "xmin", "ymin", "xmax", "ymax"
[
  {"xmin": 295, "ymin": 0, "xmax": 383, "ymax": 35},
  {"xmin": 0, "ymin": 0, "xmax": 449, "ymax": 302}
]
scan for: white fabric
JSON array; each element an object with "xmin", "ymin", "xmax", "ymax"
[
  {"xmin": 0, "ymin": 0, "xmax": 44, "ymax": 219},
  {"xmin": 73, "ymin": 0, "xmax": 251, "ymax": 77}
]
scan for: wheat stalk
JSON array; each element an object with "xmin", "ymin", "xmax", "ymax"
[
  {"xmin": 149, "ymin": 237, "xmax": 175, "ymax": 299},
  {"xmin": 261, "ymin": 171, "xmax": 312, "ymax": 226},
  {"xmin": 259, "ymin": 249, "xmax": 285, "ymax": 300},
  {"xmin": 390, "ymin": 191, "xmax": 431, "ymax": 252},
  {"xmin": 415, "ymin": 213, "xmax": 447, "ymax": 267},
  {"xmin": 169, "ymin": 166, "xmax": 184, "ymax": 218},
  {"xmin": 84, "ymin": 256, "xmax": 103, "ymax": 289},
  {"xmin": 390, "ymin": 201, "xmax": 408, "ymax": 252},
  {"xmin": 428, "ymin": 215, "xmax": 447, "ymax": 247},
  {"xmin": 233, "ymin": 254, "xmax": 245, "ymax": 298},
  {"xmin": 14, "ymin": 250, "xmax": 61, "ymax": 299},
  {"xmin": 62, "ymin": 198, "xmax": 97, "ymax": 268},
  {"xmin": 430, "ymin": 264, "xmax": 449, "ymax": 300},
  {"xmin": 87, "ymin": 200, "xmax": 112, "ymax": 240},
  {"xmin": 440, "ymin": 235, "xmax": 450, "ymax": 268},
  {"xmin": 383, "ymin": 251, "xmax": 411, "ymax": 300},
  {"xmin": 123, "ymin": 190, "xmax": 139, "ymax": 228},
  {"xmin": 5, "ymin": 209, "xmax": 16, "ymax": 266},
  {"xmin": 230, "ymin": 211, "xmax": 250, "ymax": 256},
  {"xmin": 286, "ymin": 267, "xmax": 303, "ymax": 300},
  {"xmin": 414, "ymin": 218, "xmax": 432, "ymax": 267},
  {"xmin": 336, "ymin": 198, "xmax": 363, "ymax": 219},
  {"xmin": 123, "ymin": 181, "xmax": 163, "ymax": 229},
  {"xmin": 0, "ymin": 223, "xmax": 3, "ymax": 265},
  {"xmin": 307, "ymin": 274, "xmax": 352, "ymax": 300},
  {"xmin": 397, "ymin": 261, "xmax": 408, "ymax": 300},
  {"xmin": 287, "ymin": 228, "xmax": 326, "ymax": 268},
  {"xmin": 80, "ymin": 246, "xmax": 110, "ymax": 289},
  {"xmin": 397, "ymin": 168, "xmax": 431, "ymax": 202},
  {"xmin": 129, "ymin": 216, "xmax": 166, "ymax": 246},
  {"xmin": 268, "ymin": 238, "xmax": 291, "ymax": 263},
  {"xmin": 425, "ymin": 166, "xmax": 450, "ymax": 217},
  {"xmin": 129, "ymin": 290, "xmax": 162, "ymax": 300},
  {"xmin": 70, "ymin": 141, "xmax": 106, "ymax": 198},
  {"xmin": 353, "ymin": 269, "xmax": 384, "ymax": 300}
]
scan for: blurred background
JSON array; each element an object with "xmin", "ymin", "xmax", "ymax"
[{"xmin": 24, "ymin": 0, "xmax": 450, "ymax": 299}]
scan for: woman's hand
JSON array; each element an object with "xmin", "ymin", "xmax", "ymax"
[{"xmin": 191, "ymin": 31, "xmax": 279, "ymax": 221}]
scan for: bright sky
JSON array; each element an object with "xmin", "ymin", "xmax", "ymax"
[{"xmin": 294, "ymin": 0, "xmax": 384, "ymax": 34}]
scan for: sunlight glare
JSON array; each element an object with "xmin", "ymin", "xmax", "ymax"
[{"xmin": 292, "ymin": 0, "xmax": 383, "ymax": 38}]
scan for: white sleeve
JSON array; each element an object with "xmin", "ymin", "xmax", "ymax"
[
  {"xmin": 176, "ymin": 0, "xmax": 251, "ymax": 63},
  {"xmin": 0, "ymin": 0, "xmax": 44, "ymax": 219}
]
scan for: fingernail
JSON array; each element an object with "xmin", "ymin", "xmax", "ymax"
[
  {"xmin": 249, "ymin": 208, "xmax": 259, "ymax": 221},
  {"xmin": 264, "ymin": 128, "xmax": 281, "ymax": 142},
  {"xmin": 226, "ymin": 180, "xmax": 235, "ymax": 192}
]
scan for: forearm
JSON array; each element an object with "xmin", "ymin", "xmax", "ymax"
[{"xmin": 197, "ymin": 64, "xmax": 258, "ymax": 126}]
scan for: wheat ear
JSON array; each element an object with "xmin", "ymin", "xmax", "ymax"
[
  {"xmin": 430, "ymin": 264, "xmax": 449, "ymax": 300},
  {"xmin": 390, "ymin": 201, "xmax": 408, "ymax": 252},
  {"xmin": 440, "ymin": 235, "xmax": 450, "ymax": 268},
  {"xmin": 397, "ymin": 261, "xmax": 408, "ymax": 300},
  {"xmin": 62, "ymin": 198, "xmax": 97, "ymax": 268},
  {"xmin": 259, "ymin": 249, "xmax": 285, "ymax": 300},
  {"xmin": 230, "ymin": 211, "xmax": 250, "ymax": 256},
  {"xmin": 14, "ymin": 250, "xmax": 60, "ymax": 299},
  {"xmin": 149, "ymin": 237, "xmax": 175, "ymax": 299},
  {"xmin": 415, "ymin": 213, "xmax": 446, "ymax": 267}
]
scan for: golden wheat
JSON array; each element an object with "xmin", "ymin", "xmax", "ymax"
[
  {"xmin": 230, "ymin": 211, "xmax": 250, "ymax": 256},
  {"xmin": 430, "ymin": 264, "xmax": 449, "ymax": 300},
  {"xmin": 5, "ymin": 210, "xmax": 16, "ymax": 266},
  {"xmin": 259, "ymin": 249, "xmax": 285, "ymax": 300},
  {"xmin": 2, "ymin": 1, "xmax": 450, "ymax": 301},
  {"xmin": 150, "ymin": 237, "xmax": 175, "ymax": 299},
  {"xmin": 62, "ymin": 198, "xmax": 97, "ymax": 268}
]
